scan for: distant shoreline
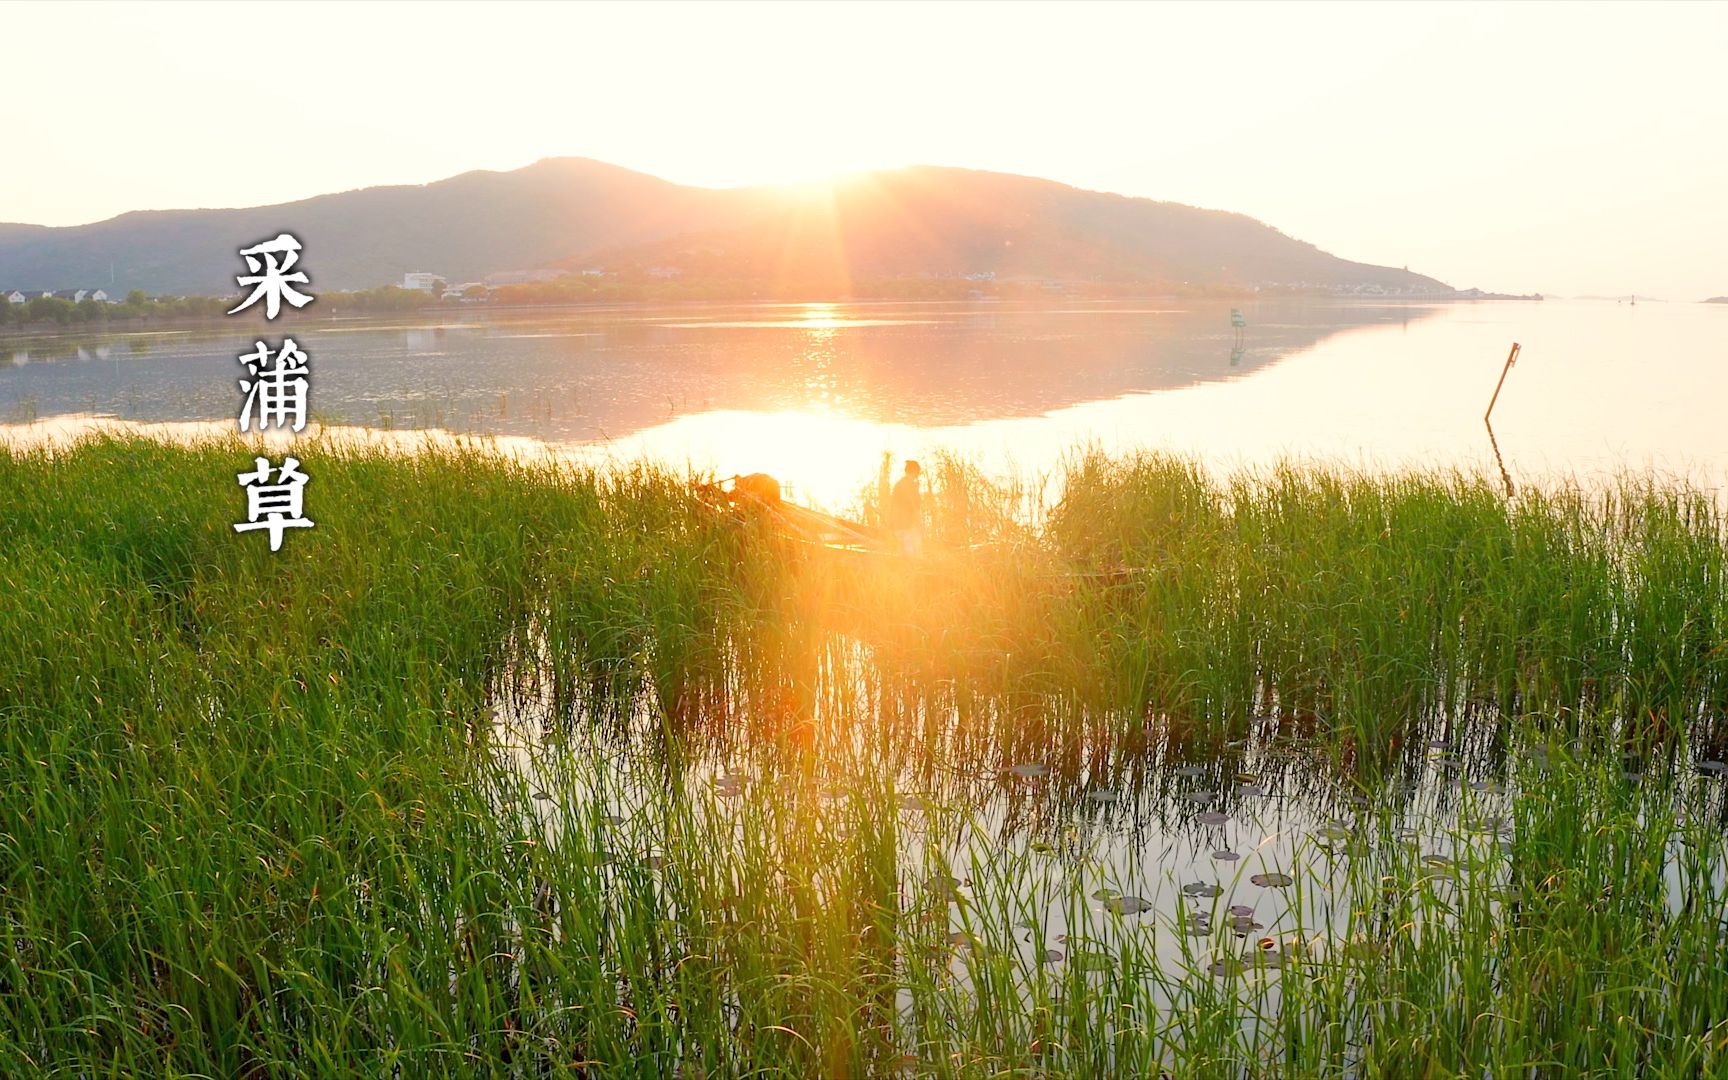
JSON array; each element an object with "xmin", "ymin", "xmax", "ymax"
[{"xmin": 0, "ymin": 292, "xmax": 1571, "ymax": 345}]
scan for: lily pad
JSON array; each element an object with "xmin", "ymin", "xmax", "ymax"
[
  {"xmin": 1196, "ymin": 811, "xmax": 1230, "ymax": 826},
  {"xmin": 1173, "ymin": 765, "xmax": 1207, "ymax": 778},
  {"xmin": 1181, "ymin": 882, "xmax": 1223, "ymax": 898},
  {"xmin": 1184, "ymin": 791, "xmax": 1219, "ymax": 806},
  {"xmin": 1315, "ymin": 823, "xmax": 1351, "ymax": 842},
  {"xmin": 1104, "ymin": 895, "xmax": 1152, "ymax": 915},
  {"xmin": 1699, "ymin": 760, "xmax": 1727, "ymax": 775},
  {"xmin": 1085, "ymin": 790, "xmax": 1119, "ymax": 805},
  {"xmin": 1212, "ymin": 850, "xmax": 1241, "ymax": 862},
  {"xmin": 1209, "ymin": 957, "xmax": 1246, "ymax": 977},
  {"xmin": 531, "ymin": 791, "xmax": 553, "ymax": 802},
  {"xmin": 1070, "ymin": 949, "xmax": 1115, "ymax": 972},
  {"xmin": 1250, "ymin": 872, "xmax": 1295, "ymax": 888},
  {"xmin": 1010, "ymin": 763, "xmax": 1049, "ymax": 779},
  {"xmin": 1228, "ymin": 904, "xmax": 1254, "ymax": 917},
  {"xmin": 1041, "ymin": 948, "xmax": 1064, "ymax": 963},
  {"xmin": 1230, "ymin": 916, "xmax": 1265, "ymax": 933},
  {"xmin": 926, "ymin": 873, "xmax": 962, "ymax": 898}
]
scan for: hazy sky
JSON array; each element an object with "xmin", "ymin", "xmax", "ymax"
[{"xmin": 6, "ymin": 1, "xmax": 1726, "ymax": 298}]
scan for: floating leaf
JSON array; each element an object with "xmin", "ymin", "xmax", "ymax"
[
  {"xmin": 1212, "ymin": 850, "xmax": 1241, "ymax": 862},
  {"xmin": 926, "ymin": 873, "xmax": 961, "ymax": 899},
  {"xmin": 1184, "ymin": 791, "xmax": 1219, "ymax": 806},
  {"xmin": 1315, "ymin": 824, "xmax": 1351, "ymax": 842},
  {"xmin": 1010, "ymin": 763, "xmax": 1048, "ymax": 779},
  {"xmin": 1070, "ymin": 949, "xmax": 1114, "ymax": 972},
  {"xmin": 1228, "ymin": 904, "xmax": 1254, "ymax": 917},
  {"xmin": 1041, "ymin": 948, "xmax": 1064, "ymax": 963},
  {"xmin": 1250, "ymin": 872, "xmax": 1295, "ymax": 887},
  {"xmin": 1237, "ymin": 784, "xmax": 1267, "ymax": 797},
  {"xmin": 1197, "ymin": 811, "xmax": 1229, "ymax": 826},
  {"xmin": 1182, "ymin": 882, "xmax": 1223, "ymax": 898},
  {"xmin": 1468, "ymin": 781, "xmax": 1505, "ymax": 794},
  {"xmin": 1092, "ymin": 887, "xmax": 1121, "ymax": 901},
  {"xmin": 531, "ymin": 791, "xmax": 552, "ymax": 802},
  {"xmin": 1173, "ymin": 765, "xmax": 1207, "ymax": 778},
  {"xmin": 1085, "ymin": 790, "xmax": 1119, "ymax": 805},
  {"xmin": 1104, "ymin": 895, "xmax": 1152, "ymax": 915},
  {"xmin": 1209, "ymin": 957, "xmax": 1245, "ymax": 977},
  {"xmin": 1699, "ymin": 760, "xmax": 1727, "ymax": 775},
  {"xmin": 1030, "ymin": 840, "xmax": 1055, "ymax": 855},
  {"xmin": 1230, "ymin": 916, "xmax": 1264, "ymax": 933},
  {"xmin": 1421, "ymin": 854, "xmax": 1454, "ymax": 869}
]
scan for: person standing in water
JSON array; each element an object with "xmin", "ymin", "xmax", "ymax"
[{"xmin": 887, "ymin": 459, "xmax": 923, "ymax": 555}]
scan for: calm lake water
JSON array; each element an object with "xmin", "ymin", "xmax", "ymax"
[{"xmin": 4, "ymin": 297, "xmax": 1725, "ymax": 506}]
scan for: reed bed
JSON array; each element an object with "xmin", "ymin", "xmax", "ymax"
[{"xmin": 0, "ymin": 435, "xmax": 1724, "ymax": 1077}]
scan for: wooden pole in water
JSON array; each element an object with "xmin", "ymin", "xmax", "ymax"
[{"xmin": 1484, "ymin": 342, "xmax": 1521, "ymax": 423}]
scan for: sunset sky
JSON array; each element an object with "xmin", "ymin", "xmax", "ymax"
[{"xmin": 7, "ymin": 1, "xmax": 1726, "ymax": 299}]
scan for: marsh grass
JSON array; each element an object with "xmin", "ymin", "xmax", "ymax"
[{"xmin": 0, "ymin": 434, "xmax": 1724, "ymax": 1077}]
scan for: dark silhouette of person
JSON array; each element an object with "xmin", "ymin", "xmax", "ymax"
[{"xmin": 887, "ymin": 460, "xmax": 923, "ymax": 555}]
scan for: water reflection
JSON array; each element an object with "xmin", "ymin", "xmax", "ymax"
[
  {"xmin": 0, "ymin": 300, "xmax": 1428, "ymax": 436},
  {"xmin": 6, "ymin": 299, "xmax": 1728, "ymax": 508}
]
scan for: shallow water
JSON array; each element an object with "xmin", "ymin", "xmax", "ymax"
[
  {"xmin": 490, "ymin": 660, "xmax": 1728, "ymax": 1069},
  {"xmin": 5, "ymin": 298, "xmax": 1725, "ymax": 507}
]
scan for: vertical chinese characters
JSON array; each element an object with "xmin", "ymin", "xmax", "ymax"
[
  {"xmin": 233, "ymin": 456, "xmax": 314, "ymax": 552},
  {"xmin": 237, "ymin": 338, "xmax": 310, "ymax": 433},
  {"xmin": 229, "ymin": 234, "xmax": 316, "ymax": 549},
  {"xmin": 228, "ymin": 233, "xmax": 314, "ymax": 319}
]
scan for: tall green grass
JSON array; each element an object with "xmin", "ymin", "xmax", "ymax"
[{"xmin": 0, "ymin": 435, "xmax": 1723, "ymax": 1077}]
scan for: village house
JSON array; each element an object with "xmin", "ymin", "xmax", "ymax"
[{"xmin": 6, "ymin": 288, "xmax": 113, "ymax": 305}]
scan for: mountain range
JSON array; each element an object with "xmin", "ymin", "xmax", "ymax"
[{"xmin": 0, "ymin": 158, "xmax": 1453, "ymax": 297}]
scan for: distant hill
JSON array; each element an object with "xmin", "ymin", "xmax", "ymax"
[
  {"xmin": 0, "ymin": 158, "xmax": 1451, "ymax": 297},
  {"xmin": 1705, "ymin": 297, "xmax": 1728, "ymax": 304}
]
